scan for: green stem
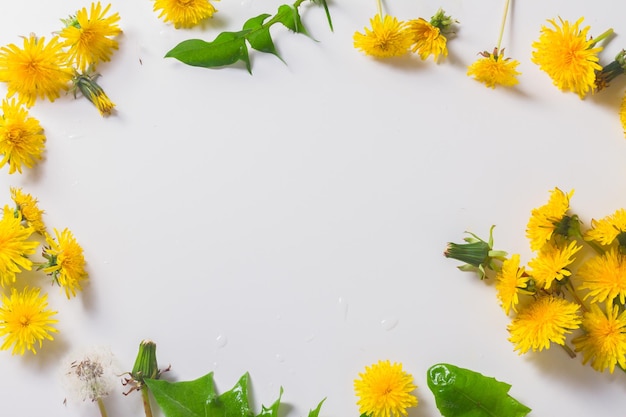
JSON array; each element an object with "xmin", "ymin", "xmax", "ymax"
[
  {"xmin": 97, "ymin": 398, "xmax": 108, "ymax": 417},
  {"xmin": 141, "ymin": 387, "xmax": 153, "ymax": 417},
  {"xmin": 589, "ymin": 28, "xmax": 614, "ymax": 47},
  {"xmin": 376, "ymin": 0, "xmax": 383, "ymax": 17},
  {"xmin": 496, "ymin": 0, "xmax": 511, "ymax": 52},
  {"xmin": 565, "ymin": 281, "xmax": 588, "ymax": 313},
  {"xmin": 559, "ymin": 343, "xmax": 577, "ymax": 359}
]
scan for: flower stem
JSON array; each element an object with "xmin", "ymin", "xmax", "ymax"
[
  {"xmin": 376, "ymin": 0, "xmax": 383, "ymax": 17},
  {"xmin": 559, "ymin": 343, "xmax": 577, "ymax": 359},
  {"xmin": 496, "ymin": 0, "xmax": 511, "ymax": 52},
  {"xmin": 141, "ymin": 387, "xmax": 153, "ymax": 417},
  {"xmin": 565, "ymin": 281, "xmax": 588, "ymax": 313},
  {"xmin": 589, "ymin": 28, "xmax": 614, "ymax": 47},
  {"xmin": 97, "ymin": 398, "xmax": 108, "ymax": 417}
]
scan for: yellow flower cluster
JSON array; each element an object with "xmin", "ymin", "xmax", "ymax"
[
  {"xmin": 447, "ymin": 187, "xmax": 626, "ymax": 374},
  {"xmin": 0, "ymin": 2, "xmax": 120, "ymax": 118},
  {"xmin": 0, "ymin": 188, "xmax": 87, "ymax": 355},
  {"xmin": 354, "ymin": 8, "xmax": 455, "ymax": 63}
]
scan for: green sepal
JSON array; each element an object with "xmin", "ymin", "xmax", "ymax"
[
  {"xmin": 243, "ymin": 14, "xmax": 282, "ymax": 60},
  {"xmin": 165, "ymin": 33, "xmax": 251, "ymax": 73},
  {"xmin": 426, "ymin": 363, "xmax": 531, "ymax": 417}
]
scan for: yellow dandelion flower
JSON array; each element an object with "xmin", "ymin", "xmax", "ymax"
[
  {"xmin": 526, "ymin": 187, "xmax": 574, "ymax": 251},
  {"xmin": 508, "ymin": 295, "xmax": 581, "ymax": 354},
  {"xmin": 0, "ymin": 287, "xmax": 58, "ymax": 355},
  {"xmin": 573, "ymin": 303, "xmax": 626, "ymax": 373},
  {"xmin": 467, "ymin": 49, "xmax": 520, "ymax": 89},
  {"xmin": 407, "ymin": 18, "xmax": 447, "ymax": 62},
  {"xmin": 354, "ymin": 14, "xmax": 413, "ymax": 59},
  {"xmin": 578, "ymin": 247, "xmax": 626, "ymax": 304},
  {"xmin": 496, "ymin": 254, "xmax": 530, "ymax": 315},
  {"xmin": 0, "ymin": 98, "xmax": 46, "ymax": 174},
  {"xmin": 531, "ymin": 17, "xmax": 604, "ymax": 99},
  {"xmin": 354, "ymin": 360, "xmax": 418, "ymax": 417},
  {"xmin": 0, "ymin": 35, "xmax": 72, "ymax": 107},
  {"xmin": 585, "ymin": 208, "xmax": 626, "ymax": 246},
  {"xmin": 0, "ymin": 206, "xmax": 38, "ymax": 288},
  {"xmin": 10, "ymin": 187, "xmax": 46, "ymax": 234},
  {"xmin": 43, "ymin": 228, "xmax": 88, "ymax": 299},
  {"xmin": 154, "ymin": 0, "xmax": 217, "ymax": 29},
  {"xmin": 72, "ymin": 70, "xmax": 115, "ymax": 116},
  {"xmin": 528, "ymin": 240, "xmax": 581, "ymax": 290},
  {"xmin": 59, "ymin": 2, "xmax": 122, "ymax": 71}
]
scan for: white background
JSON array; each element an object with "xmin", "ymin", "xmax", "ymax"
[{"xmin": 2, "ymin": 0, "xmax": 626, "ymax": 416}]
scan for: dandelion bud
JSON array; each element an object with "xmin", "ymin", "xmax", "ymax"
[
  {"xmin": 131, "ymin": 339, "xmax": 161, "ymax": 386},
  {"xmin": 444, "ymin": 226, "xmax": 507, "ymax": 279}
]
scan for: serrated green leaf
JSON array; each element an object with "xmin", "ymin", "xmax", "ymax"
[
  {"xmin": 307, "ymin": 398, "xmax": 326, "ymax": 417},
  {"xmin": 256, "ymin": 387, "xmax": 283, "ymax": 417},
  {"xmin": 426, "ymin": 363, "xmax": 531, "ymax": 417},
  {"xmin": 243, "ymin": 14, "xmax": 281, "ymax": 60},
  {"xmin": 275, "ymin": 4, "xmax": 311, "ymax": 37},
  {"xmin": 145, "ymin": 371, "xmax": 217, "ymax": 417},
  {"xmin": 165, "ymin": 32, "xmax": 251, "ymax": 73},
  {"xmin": 206, "ymin": 373, "xmax": 254, "ymax": 417}
]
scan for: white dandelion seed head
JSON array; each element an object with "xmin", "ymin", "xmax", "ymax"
[{"xmin": 60, "ymin": 346, "xmax": 118, "ymax": 403}]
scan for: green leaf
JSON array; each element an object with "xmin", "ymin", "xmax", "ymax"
[
  {"xmin": 426, "ymin": 363, "xmax": 531, "ymax": 417},
  {"xmin": 275, "ymin": 4, "xmax": 311, "ymax": 37},
  {"xmin": 145, "ymin": 371, "xmax": 217, "ymax": 417},
  {"xmin": 165, "ymin": 33, "xmax": 251, "ymax": 73},
  {"xmin": 307, "ymin": 398, "xmax": 326, "ymax": 417},
  {"xmin": 243, "ymin": 14, "xmax": 281, "ymax": 60},
  {"xmin": 206, "ymin": 373, "xmax": 254, "ymax": 417},
  {"xmin": 256, "ymin": 387, "xmax": 283, "ymax": 417}
]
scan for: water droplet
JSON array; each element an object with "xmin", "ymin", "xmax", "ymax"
[
  {"xmin": 338, "ymin": 296, "xmax": 348, "ymax": 320},
  {"xmin": 305, "ymin": 333, "xmax": 315, "ymax": 342},
  {"xmin": 216, "ymin": 335, "xmax": 228, "ymax": 348},
  {"xmin": 275, "ymin": 353, "xmax": 285, "ymax": 363},
  {"xmin": 380, "ymin": 318, "xmax": 399, "ymax": 331}
]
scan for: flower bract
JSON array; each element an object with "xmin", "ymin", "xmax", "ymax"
[
  {"xmin": 0, "ymin": 287, "xmax": 58, "ymax": 355},
  {"xmin": 467, "ymin": 49, "xmax": 520, "ymax": 88},
  {"xmin": 0, "ymin": 35, "xmax": 72, "ymax": 107},
  {"xmin": 354, "ymin": 360, "xmax": 418, "ymax": 417},
  {"xmin": 354, "ymin": 14, "xmax": 414, "ymax": 58},
  {"xmin": 59, "ymin": 2, "xmax": 122, "ymax": 71},
  {"xmin": 531, "ymin": 17, "xmax": 602, "ymax": 99},
  {"xmin": 508, "ymin": 295, "xmax": 581, "ymax": 353},
  {"xmin": 43, "ymin": 228, "xmax": 88, "ymax": 299},
  {"xmin": 0, "ymin": 98, "xmax": 46, "ymax": 174},
  {"xmin": 573, "ymin": 303, "xmax": 626, "ymax": 373},
  {"xmin": 153, "ymin": 0, "xmax": 217, "ymax": 29},
  {"xmin": 0, "ymin": 206, "xmax": 38, "ymax": 287}
]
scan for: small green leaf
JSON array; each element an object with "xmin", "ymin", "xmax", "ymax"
[
  {"xmin": 206, "ymin": 372, "xmax": 254, "ymax": 417},
  {"xmin": 256, "ymin": 387, "xmax": 283, "ymax": 417},
  {"xmin": 275, "ymin": 4, "xmax": 311, "ymax": 37},
  {"xmin": 145, "ymin": 371, "xmax": 217, "ymax": 417},
  {"xmin": 165, "ymin": 33, "xmax": 251, "ymax": 73},
  {"xmin": 426, "ymin": 363, "xmax": 531, "ymax": 417},
  {"xmin": 307, "ymin": 398, "xmax": 326, "ymax": 417}
]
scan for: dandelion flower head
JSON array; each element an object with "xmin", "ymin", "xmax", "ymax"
[
  {"xmin": 573, "ymin": 303, "xmax": 626, "ymax": 373},
  {"xmin": 0, "ymin": 98, "xmax": 46, "ymax": 174},
  {"xmin": 60, "ymin": 2, "xmax": 122, "ymax": 71},
  {"xmin": 467, "ymin": 49, "xmax": 520, "ymax": 89},
  {"xmin": 585, "ymin": 208, "xmax": 626, "ymax": 247},
  {"xmin": 407, "ymin": 18, "xmax": 447, "ymax": 62},
  {"xmin": 0, "ymin": 35, "xmax": 72, "ymax": 107},
  {"xmin": 0, "ymin": 205, "xmax": 38, "ymax": 287},
  {"xmin": 11, "ymin": 187, "xmax": 46, "ymax": 234},
  {"xmin": 0, "ymin": 287, "xmax": 58, "ymax": 355},
  {"xmin": 153, "ymin": 0, "xmax": 217, "ymax": 29},
  {"xmin": 43, "ymin": 228, "xmax": 88, "ymax": 299},
  {"xmin": 62, "ymin": 346, "xmax": 117, "ymax": 402},
  {"xmin": 531, "ymin": 17, "xmax": 602, "ymax": 99},
  {"xmin": 526, "ymin": 187, "xmax": 574, "ymax": 251},
  {"xmin": 508, "ymin": 295, "xmax": 580, "ymax": 354},
  {"xmin": 496, "ymin": 254, "xmax": 529, "ymax": 315},
  {"xmin": 354, "ymin": 360, "xmax": 418, "ymax": 417},
  {"xmin": 527, "ymin": 240, "xmax": 581, "ymax": 290},
  {"xmin": 578, "ymin": 247, "xmax": 626, "ymax": 305},
  {"xmin": 354, "ymin": 15, "xmax": 414, "ymax": 59}
]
